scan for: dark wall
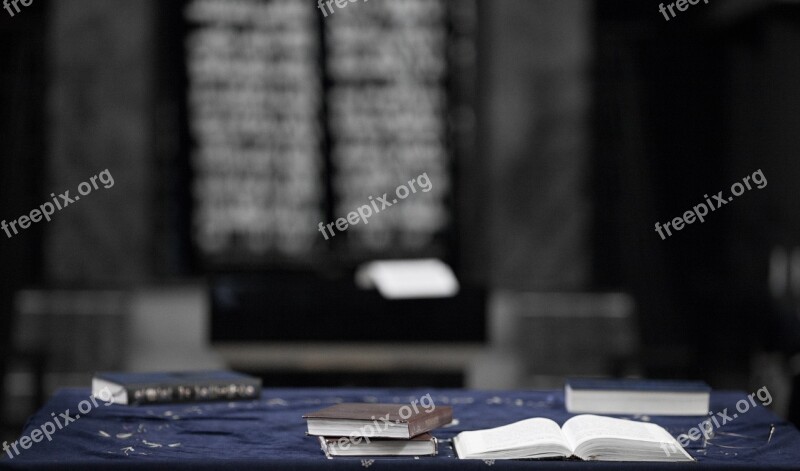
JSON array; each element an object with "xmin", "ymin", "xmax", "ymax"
[
  {"xmin": 593, "ymin": 1, "xmax": 800, "ymax": 385},
  {"xmin": 593, "ymin": 1, "xmax": 728, "ymax": 379},
  {"xmin": 0, "ymin": 0, "xmax": 47, "ymax": 430},
  {"xmin": 0, "ymin": 2, "xmax": 47, "ymax": 349}
]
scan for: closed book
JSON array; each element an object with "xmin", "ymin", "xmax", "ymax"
[
  {"xmin": 319, "ymin": 433, "xmax": 438, "ymax": 457},
  {"xmin": 303, "ymin": 403, "xmax": 453, "ymax": 439},
  {"xmin": 565, "ymin": 378, "xmax": 710, "ymax": 416},
  {"xmin": 92, "ymin": 370, "xmax": 261, "ymax": 405}
]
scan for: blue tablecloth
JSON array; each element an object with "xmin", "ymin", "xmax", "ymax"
[{"xmin": 1, "ymin": 388, "xmax": 799, "ymax": 470}]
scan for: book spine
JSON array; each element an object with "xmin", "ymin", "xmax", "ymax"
[
  {"xmin": 407, "ymin": 408, "xmax": 453, "ymax": 437},
  {"xmin": 127, "ymin": 382, "xmax": 260, "ymax": 405}
]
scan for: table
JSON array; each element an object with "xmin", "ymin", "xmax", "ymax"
[{"xmin": 2, "ymin": 388, "xmax": 799, "ymax": 470}]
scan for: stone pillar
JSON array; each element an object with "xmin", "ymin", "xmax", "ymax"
[
  {"xmin": 45, "ymin": 0, "xmax": 155, "ymax": 285},
  {"xmin": 484, "ymin": 0, "xmax": 592, "ymax": 290}
]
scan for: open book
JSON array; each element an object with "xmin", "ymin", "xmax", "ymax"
[{"xmin": 452, "ymin": 414, "xmax": 693, "ymax": 462}]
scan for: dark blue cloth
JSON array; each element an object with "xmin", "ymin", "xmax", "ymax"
[{"xmin": 1, "ymin": 388, "xmax": 799, "ymax": 470}]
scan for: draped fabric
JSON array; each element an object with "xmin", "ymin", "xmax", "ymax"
[{"xmin": 2, "ymin": 388, "xmax": 798, "ymax": 470}]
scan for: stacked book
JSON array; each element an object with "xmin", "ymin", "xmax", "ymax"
[{"xmin": 303, "ymin": 403, "xmax": 453, "ymax": 457}]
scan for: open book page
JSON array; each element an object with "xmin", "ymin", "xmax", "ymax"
[
  {"xmin": 453, "ymin": 418, "xmax": 572, "ymax": 459},
  {"xmin": 562, "ymin": 414, "xmax": 692, "ymax": 462}
]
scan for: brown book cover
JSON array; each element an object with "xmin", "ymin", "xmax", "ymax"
[
  {"xmin": 318, "ymin": 433, "xmax": 438, "ymax": 457},
  {"xmin": 303, "ymin": 403, "xmax": 453, "ymax": 439}
]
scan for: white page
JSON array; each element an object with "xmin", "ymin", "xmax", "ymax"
[
  {"xmin": 562, "ymin": 414, "xmax": 673, "ymax": 451},
  {"xmin": 355, "ymin": 259, "xmax": 459, "ymax": 299},
  {"xmin": 456, "ymin": 418, "xmax": 570, "ymax": 457}
]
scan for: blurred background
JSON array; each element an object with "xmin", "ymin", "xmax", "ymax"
[{"xmin": 2, "ymin": 0, "xmax": 800, "ymax": 442}]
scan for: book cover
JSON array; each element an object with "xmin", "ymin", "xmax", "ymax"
[{"xmin": 304, "ymin": 403, "xmax": 453, "ymax": 439}]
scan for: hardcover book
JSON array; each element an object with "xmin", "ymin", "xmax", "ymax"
[
  {"xmin": 318, "ymin": 433, "xmax": 438, "ymax": 457},
  {"xmin": 303, "ymin": 403, "xmax": 453, "ymax": 439},
  {"xmin": 565, "ymin": 378, "xmax": 710, "ymax": 416},
  {"xmin": 92, "ymin": 370, "xmax": 261, "ymax": 405},
  {"xmin": 452, "ymin": 414, "xmax": 693, "ymax": 462}
]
